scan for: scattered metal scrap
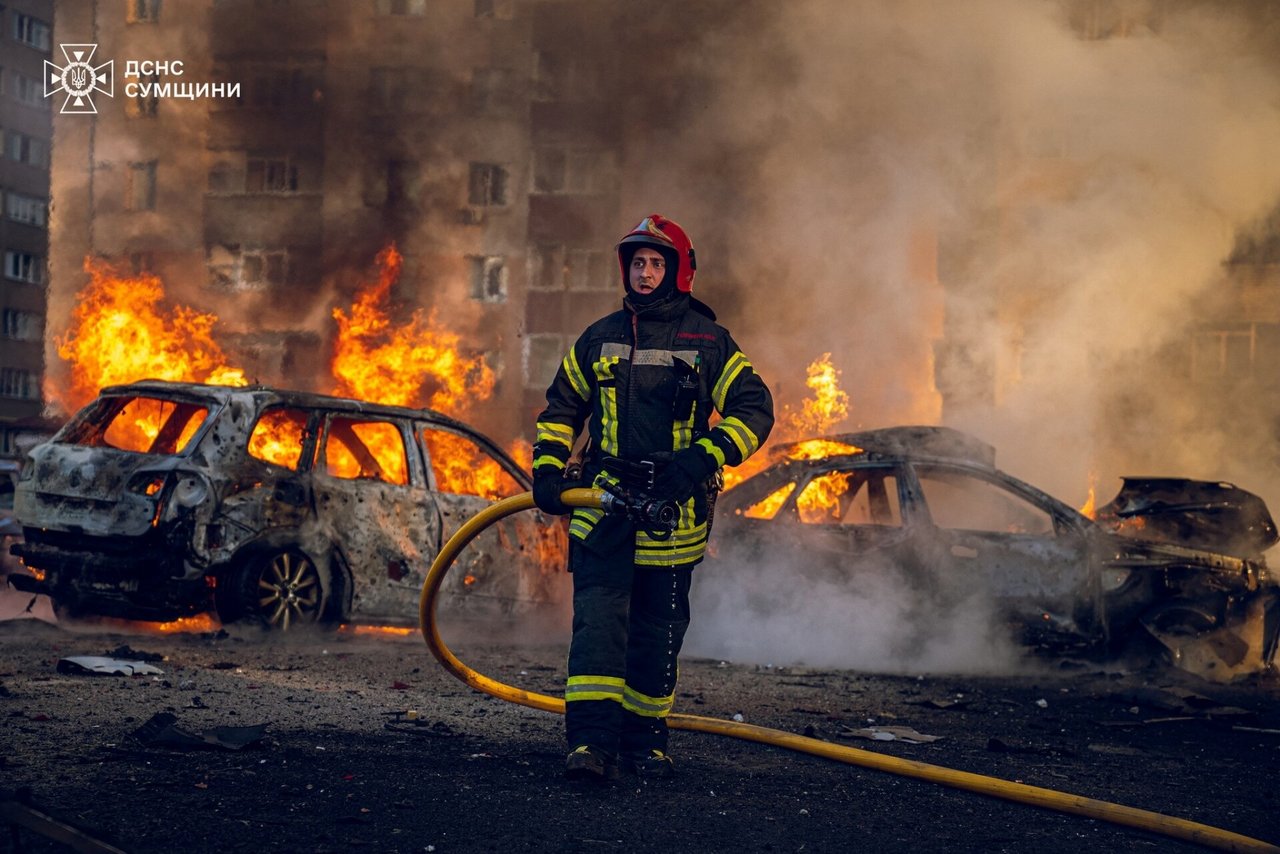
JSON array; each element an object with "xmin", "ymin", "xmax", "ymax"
[
  {"xmin": 56, "ymin": 656, "xmax": 164, "ymax": 677},
  {"xmin": 130, "ymin": 711, "xmax": 268, "ymax": 751}
]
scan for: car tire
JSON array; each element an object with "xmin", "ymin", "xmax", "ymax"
[{"xmin": 219, "ymin": 548, "xmax": 327, "ymax": 631}]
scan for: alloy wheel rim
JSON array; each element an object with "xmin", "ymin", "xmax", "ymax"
[{"xmin": 256, "ymin": 551, "xmax": 321, "ymax": 630}]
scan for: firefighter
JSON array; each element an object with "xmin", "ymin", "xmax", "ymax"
[{"xmin": 532, "ymin": 214, "xmax": 775, "ymax": 781}]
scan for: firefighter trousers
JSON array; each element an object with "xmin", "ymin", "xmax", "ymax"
[{"xmin": 564, "ymin": 542, "xmax": 692, "ymax": 756}]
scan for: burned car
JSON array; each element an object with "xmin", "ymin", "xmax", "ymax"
[
  {"xmin": 700, "ymin": 426, "xmax": 1279, "ymax": 681},
  {"xmin": 9, "ymin": 381, "xmax": 562, "ymax": 629}
]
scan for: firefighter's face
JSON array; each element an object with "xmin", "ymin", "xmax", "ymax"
[{"xmin": 629, "ymin": 247, "xmax": 666, "ymax": 294}]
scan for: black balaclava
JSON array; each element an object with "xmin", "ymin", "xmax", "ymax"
[{"xmin": 622, "ymin": 243, "xmax": 680, "ymax": 307}]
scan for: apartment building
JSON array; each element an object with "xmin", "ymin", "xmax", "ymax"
[{"xmin": 0, "ymin": 0, "xmax": 54, "ymax": 457}]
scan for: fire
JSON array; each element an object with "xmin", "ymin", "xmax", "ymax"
[
  {"xmin": 339, "ymin": 624, "xmax": 416, "ymax": 637},
  {"xmin": 331, "ymin": 245, "xmax": 495, "ymax": 413},
  {"xmin": 330, "ymin": 245, "xmax": 508, "ymax": 496},
  {"xmin": 1079, "ymin": 473, "xmax": 1098, "ymax": 519},
  {"xmin": 723, "ymin": 354, "xmax": 859, "ymax": 514},
  {"xmin": 54, "ymin": 258, "xmax": 247, "ymax": 414}
]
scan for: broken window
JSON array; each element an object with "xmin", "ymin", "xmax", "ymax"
[
  {"xmin": 743, "ymin": 482, "xmax": 797, "ymax": 520},
  {"xmin": 86, "ymin": 396, "xmax": 210, "ymax": 455},
  {"xmin": 245, "ymin": 157, "xmax": 298, "ymax": 193},
  {"xmin": 5, "ymin": 132, "xmax": 49, "ymax": 167},
  {"xmin": 126, "ymin": 161, "xmax": 158, "ymax": 211},
  {"xmin": 386, "ymin": 159, "xmax": 420, "ymax": 208},
  {"xmin": 5, "ymin": 191, "xmax": 47, "ymax": 226},
  {"xmin": 916, "ymin": 468, "xmax": 1053, "ymax": 535},
  {"xmin": 12, "ymin": 12, "xmax": 51, "ymax": 51},
  {"xmin": 247, "ymin": 407, "xmax": 310, "ymax": 471},
  {"xmin": 469, "ymin": 256, "xmax": 507, "ymax": 302},
  {"xmin": 322, "ymin": 417, "xmax": 408, "ymax": 485},
  {"xmin": 420, "ymin": 427, "xmax": 523, "ymax": 499},
  {"xmin": 125, "ymin": 73, "xmax": 160, "ymax": 117},
  {"xmin": 3, "ymin": 251, "xmax": 44, "ymax": 284},
  {"xmin": 1192, "ymin": 324, "xmax": 1258, "ymax": 380},
  {"xmin": 468, "ymin": 163, "xmax": 508, "ymax": 206},
  {"xmin": 207, "ymin": 245, "xmax": 288, "ymax": 292},
  {"xmin": 2, "ymin": 309, "xmax": 43, "ymax": 342},
  {"xmin": 127, "ymin": 0, "xmax": 161, "ymax": 23},
  {"xmin": 0, "ymin": 368, "xmax": 36, "ymax": 400}
]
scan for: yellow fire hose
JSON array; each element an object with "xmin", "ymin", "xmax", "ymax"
[{"xmin": 419, "ymin": 489, "xmax": 1277, "ymax": 853}]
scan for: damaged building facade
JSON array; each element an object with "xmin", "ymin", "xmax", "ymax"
[
  {"xmin": 0, "ymin": 0, "xmax": 56, "ymax": 459},
  {"xmin": 37, "ymin": 0, "xmax": 1280, "ymax": 499}
]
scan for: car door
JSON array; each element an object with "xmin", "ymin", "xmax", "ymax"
[
  {"xmin": 418, "ymin": 423, "xmax": 563, "ymax": 611},
  {"xmin": 311, "ymin": 412, "xmax": 440, "ymax": 620},
  {"xmin": 907, "ymin": 462, "xmax": 1092, "ymax": 633}
]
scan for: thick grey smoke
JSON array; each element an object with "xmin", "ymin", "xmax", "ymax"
[{"xmin": 622, "ymin": 0, "xmax": 1280, "ymax": 672}]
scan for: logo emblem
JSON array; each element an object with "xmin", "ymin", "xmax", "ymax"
[{"xmin": 44, "ymin": 44, "xmax": 114, "ymax": 114}]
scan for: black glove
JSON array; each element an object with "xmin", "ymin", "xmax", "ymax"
[
  {"xmin": 651, "ymin": 447, "xmax": 717, "ymax": 504},
  {"xmin": 532, "ymin": 467, "xmax": 571, "ymax": 515}
]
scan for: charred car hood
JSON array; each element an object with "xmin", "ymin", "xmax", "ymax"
[{"xmin": 1096, "ymin": 478, "xmax": 1278, "ymax": 558}]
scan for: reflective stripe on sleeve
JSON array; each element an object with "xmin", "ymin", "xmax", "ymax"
[
  {"xmin": 533, "ymin": 455, "xmax": 566, "ymax": 470},
  {"xmin": 712, "ymin": 351, "xmax": 750, "ymax": 411},
  {"xmin": 564, "ymin": 348, "xmax": 590, "ymax": 401},
  {"xmin": 536, "ymin": 420, "xmax": 575, "ymax": 449},
  {"xmin": 715, "ymin": 416, "xmax": 760, "ymax": 458}
]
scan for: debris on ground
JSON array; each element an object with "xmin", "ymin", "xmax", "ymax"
[
  {"xmin": 56, "ymin": 656, "xmax": 164, "ymax": 677},
  {"xmin": 130, "ymin": 711, "xmax": 268, "ymax": 751}
]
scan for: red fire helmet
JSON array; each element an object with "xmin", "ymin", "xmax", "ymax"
[{"xmin": 616, "ymin": 214, "xmax": 697, "ymax": 293}]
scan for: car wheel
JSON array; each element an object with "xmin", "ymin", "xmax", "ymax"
[{"xmin": 223, "ymin": 548, "xmax": 326, "ymax": 631}]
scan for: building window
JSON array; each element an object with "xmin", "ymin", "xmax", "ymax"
[
  {"xmin": 532, "ymin": 147, "xmax": 615, "ymax": 195},
  {"xmin": 0, "ymin": 368, "xmax": 36, "ymax": 399},
  {"xmin": 12, "ymin": 13, "xmax": 52, "ymax": 51},
  {"xmin": 531, "ymin": 52, "xmax": 602, "ymax": 103},
  {"xmin": 524, "ymin": 334, "xmax": 567, "ymax": 390},
  {"xmin": 5, "ymin": 192, "xmax": 48, "ymax": 227},
  {"xmin": 127, "ymin": 0, "xmax": 162, "ymax": 23},
  {"xmin": 1191, "ymin": 325, "xmax": 1261, "ymax": 380},
  {"xmin": 208, "ymin": 244, "xmax": 288, "ymax": 292},
  {"xmin": 125, "ymin": 73, "xmax": 160, "ymax": 117},
  {"xmin": 3, "ymin": 251, "xmax": 44, "ymax": 284},
  {"xmin": 469, "ymin": 256, "xmax": 506, "ymax": 303},
  {"xmin": 126, "ymin": 161, "xmax": 158, "ymax": 211},
  {"xmin": 468, "ymin": 162, "xmax": 507, "ymax": 206},
  {"xmin": 375, "ymin": 0, "xmax": 427, "ymax": 15},
  {"xmin": 5, "ymin": 132, "xmax": 50, "ymax": 167},
  {"xmin": 10, "ymin": 72, "xmax": 46, "ymax": 109},
  {"xmin": 386, "ymin": 159, "xmax": 420, "ymax": 208},
  {"xmin": 529, "ymin": 244, "xmax": 612, "ymax": 291},
  {"xmin": 2, "ymin": 309, "xmax": 43, "ymax": 342},
  {"xmin": 246, "ymin": 156, "xmax": 298, "ymax": 193}
]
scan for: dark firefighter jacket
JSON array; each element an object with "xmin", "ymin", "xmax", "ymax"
[{"xmin": 534, "ymin": 292, "xmax": 775, "ymax": 568}]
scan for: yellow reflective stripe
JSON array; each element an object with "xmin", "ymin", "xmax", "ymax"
[
  {"xmin": 622, "ymin": 685, "xmax": 675, "ymax": 717},
  {"xmin": 533, "ymin": 455, "xmax": 565, "ymax": 470},
  {"xmin": 716, "ymin": 416, "xmax": 760, "ymax": 458},
  {"xmin": 712, "ymin": 351, "xmax": 750, "ymax": 411},
  {"xmin": 695, "ymin": 436, "xmax": 726, "ymax": 467},
  {"xmin": 637, "ymin": 520, "xmax": 707, "ymax": 547},
  {"xmin": 564, "ymin": 348, "xmax": 590, "ymax": 401},
  {"xmin": 536, "ymin": 421, "xmax": 574, "ymax": 448},
  {"xmin": 635, "ymin": 544, "xmax": 707, "ymax": 566},
  {"xmin": 673, "ymin": 411, "xmax": 694, "ymax": 452},
  {"xmin": 599, "ymin": 385, "xmax": 619, "ymax": 456},
  {"xmin": 566, "ymin": 674, "xmax": 625, "ymax": 703},
  {"xmin": 568, "ymin": 506, "xmax": 604, "ymax": 540}
]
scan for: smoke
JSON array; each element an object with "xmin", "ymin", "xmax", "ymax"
[{"xmin": 619, "ymin": 0, "xmax": 1280, "ymax": 673}]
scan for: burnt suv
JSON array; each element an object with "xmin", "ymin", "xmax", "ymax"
[
  {"xmin": 699, "ymin": 426, "xmax": 1280, "ymax": 681},
  {"xmin": 10, "ymin": 381, "xmax": 560, "ymax": 629}
]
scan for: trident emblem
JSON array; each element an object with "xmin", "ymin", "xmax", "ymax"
[{"xmin": 44, "ymin": 44, "xmax": 114, "ymax": 115}]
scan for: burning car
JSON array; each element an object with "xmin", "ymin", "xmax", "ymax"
[
  {"xmin": 701, "ymin": 426, "xmax": 1279, "ymax": 681},
  {"xmin": 9, "ymin": 381, "xmax": 562, "ymax": 629}
]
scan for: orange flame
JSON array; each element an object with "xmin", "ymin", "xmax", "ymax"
[
  {"xmin": 329, "ymin": 245, "xmax": 511, "ymax": 497},
  {"xmin": 1079, "ymin": 473, "xmax": 1098, "ymax": 520},
  {"xmin": 52, "ymin": 259, "xmax": 248, "ymax": 444},
  {"xmin": 330, "ymin": 245, "xmax": 495, "ymax": 413},
  {"xmin": 723, "ymin": 353, "xmax": 856, "ymax": 498}
]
